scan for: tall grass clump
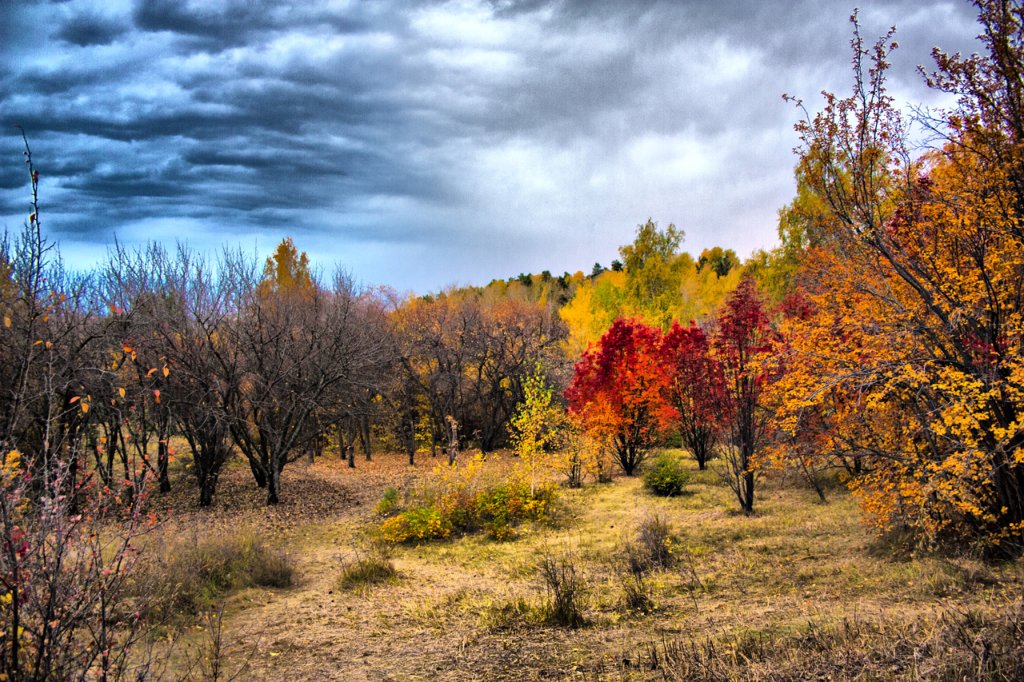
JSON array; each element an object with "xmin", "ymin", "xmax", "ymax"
[
  {"xmin": 337, "ymin": 540, "xmax": 399, "ymax": 590},
  {"xmin": 538, "ymin": 551, "xmax": 588, "ymax": 628},
  {"xmin": 618, "ymin": 515, "xmax": 678, "ymax": 614},
  {"xmin": 133, "ymin": 531, "xmax": 294, "ymax": 616}
]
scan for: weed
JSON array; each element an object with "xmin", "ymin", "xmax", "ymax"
[
  {"xmin": 133, "ymin": 531, "xmax": 294, "ymax": 616},
  {"xmin": 538, "ymin": 551, "xmax": 588, "ymax": 628},
  {"xmin": 337, "ymin": 541, "xmax": 399, "ymax": 590},
  {"xmin": 588, "ymin": 598, "xmax": 1024, "ymax": 681},
  {"xmin": 634, "ymin": 513, "xmax": 677, "ymax": 570}
]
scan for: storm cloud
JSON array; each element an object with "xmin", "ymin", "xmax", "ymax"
[{"xmin": 0, "ymin": 0, "xmax": 982, "ymax": 292}]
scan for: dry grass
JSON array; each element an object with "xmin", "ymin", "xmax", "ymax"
[{"xmin": 145, "ymin": 448, "xmax": 1024, "ymax": 680}]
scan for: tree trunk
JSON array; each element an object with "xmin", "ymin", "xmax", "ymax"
[
  {"xmin": 249, "ymin": 457, "xmax": 267, "ymax": 488},
  {"xmin": 360, "ymin": 415, "xmax": 372, "ymax": 461},
  {"xmin": 157, "ymin": 439, "xmax": 171, "ymax": 493},
  {"xmin": 266, "ymin": 464, "xmax": 281, "ymax": 505},
  {"xmin": 198, "ymin": 470, "xmax": 215, "ymax": 507},
  {"xmin": 741, "ymin": 469, "xmax": 755, "ymax": 514}
]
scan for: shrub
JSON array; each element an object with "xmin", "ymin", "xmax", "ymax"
[
  {"xmin": 635, "ymin": 514, "xmax": 677, "ymax": 570},
  {"xmin": 643, "ymin": 452, "xmax": 690, "ymax": 496},
  {"xmin": 375, "ymin": 486, "xmax": 401, "ymax": 516},
  {"xmin": 378, "ymin": 457, "xmax": 557, "ymax": 543},
  {"xmin": 379, "ymin": 505, "xmax": 452, "ymax": 543},
  {"xmin": 538, "ymin": 552, "xmax": 588, "ymax": 628},
  {"xmin": 617, "ymin": 515, "xmax": 676, "ymax": 614}
]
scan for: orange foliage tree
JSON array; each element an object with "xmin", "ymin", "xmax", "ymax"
[
  {"xmin": 565, "ymin": 318, "xmax": 674, "ymax": 476},
  {"xmin": 775, "ymin": 4, "xmax": 1024, "ymax": 550}
]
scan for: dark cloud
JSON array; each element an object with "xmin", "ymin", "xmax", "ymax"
[
  {"xmin": 56, "ymin": 13, "xmax": 127, "ymax": 46},
  {"xmin": 0, "ymin": 0, "xmax": 985, "ymax": 292}
]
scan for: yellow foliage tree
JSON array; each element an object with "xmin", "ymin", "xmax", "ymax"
[
  {"xmin": 509, "ymin": 367, "xmax": 562, "ymax": 495},
  {"xmin": 775, "ymin": 7, "xmax": 1024, "ymax": 550}
]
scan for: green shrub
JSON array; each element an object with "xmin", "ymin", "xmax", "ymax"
[
  {"xmin": 643, "ymin": 453, "xmax": 690, "ymax": 496},
  {"xmin": 376, "ymin": 486, "xmax": 401, "ymax": 516}
]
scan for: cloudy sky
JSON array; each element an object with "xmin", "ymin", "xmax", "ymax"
[{"xmin": 1, "ymin": 0, "xmax": 983, "ymax": 293}]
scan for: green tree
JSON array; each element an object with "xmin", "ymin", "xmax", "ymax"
[{"xmin": 619, "ymin": 219, "xmax": 687, "ymax": 328}]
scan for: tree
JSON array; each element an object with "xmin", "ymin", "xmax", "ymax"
[
  {"xmin": 662, "ymin": 322, "xmax": 722, "ymax": 470},
  {"xmin": 394, "ymin": 291, "xmax": 565, "ymax": 454},
  {"xmin": 230, "ymin": 244, "xmax": 393, "ymax": 504},
  {"xmin": 509, "ymin": 366, "xmax": 562, "ymax": 496},
  {"xmin": 0, "ymin": 134, "xmax": 159, "ymax": 680},
  {"xmin": 696, "ymin": 247, "xmax": 739, "ymax": 278},
  {"xmin": 713, "ymin": 278, "xmax": 777, "ymax": 514},
  {"xmin": 776, "ymin": 3, "xmax": 1024, "ymax": 549},
  {"xmin": 619, "ymin": 219, "xmax": 687, "ymax": 328},
  {"xmin": 565, "ymin": 318, "xmax": 674, "ymax": 476}
]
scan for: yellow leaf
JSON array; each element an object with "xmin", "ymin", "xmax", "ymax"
[
  {"xmin": 118, "ymin": 387, "xmax": 126, "ymax": 398},
  {"xmin": 162, "ymin": 366, "xmax": 170, "ymax": 378}
]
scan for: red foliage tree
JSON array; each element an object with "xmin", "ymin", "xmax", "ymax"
[
  {"xmin": 565, "ymin": 318, "xmax": 674, "ymax": 476},
  {"xmin": 662, "ymin": 322, "xmax": 722, "ymax": 470},
  {"xmin": 713, "ymin": 278, "xmax": 778, "ymax": 513}
]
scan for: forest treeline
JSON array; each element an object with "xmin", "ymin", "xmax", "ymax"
[
  {"xmin": 3, "ymin": 0, "xmax": 1024, "ymax": 543},
  {"xmin": 2, "ymin": 0, "xmax": 1023, "ymax": 540},
  {"xmin": 1, "ymin": 1, "xmax": 1024, "ymax": 677}
]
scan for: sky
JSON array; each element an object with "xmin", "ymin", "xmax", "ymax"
[{"xmin": 0, "ymin": 0, "xmax": 984, "ymax": 294}]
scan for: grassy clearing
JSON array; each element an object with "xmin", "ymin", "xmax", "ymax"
[{"xmin": 149, "ymin": 449, "xmax": 1024, "ymax": 680}]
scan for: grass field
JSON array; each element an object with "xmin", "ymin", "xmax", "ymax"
[{"xmin": 141, "ymin": 449, "xmax": 1024, "ymax": 681}]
